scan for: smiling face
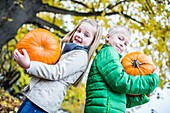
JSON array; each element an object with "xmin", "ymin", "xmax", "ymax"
[
  {"xmin": 106, "ymin": 33, "xmax": 130, "ymax": 53},
  {"xmin": 72, "ymin": 22, "xmax": 95, "ymax": 47}
]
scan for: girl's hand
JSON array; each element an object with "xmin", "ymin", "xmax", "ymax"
[{"xmin": 13, "ymin": 49, "xmax": 30, "ymax": 69}]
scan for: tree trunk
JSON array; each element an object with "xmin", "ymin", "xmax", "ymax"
[{"xmin": 0, "ymin": 0, "xmax": 44, "ymax": 48}]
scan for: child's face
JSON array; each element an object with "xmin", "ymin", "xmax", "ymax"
[
  {"xmin": 72, "ymin": 22, "xmax": 95, "ymax": 46},
  {"xmin": 106, "ymin": 33, "xmax": 130, "ymax": 53}
]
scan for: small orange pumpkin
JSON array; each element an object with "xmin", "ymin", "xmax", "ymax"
[
  {"xmin": 16, "ymin": 28, "xmax": 61, "ymax": 64},
  {"xmin": 121, "ymin": 52, "xmax": 155, "ymax": 76},
  {"xmin": 121, "ymin": 52, "xmax": 155, "ymax": 96}
]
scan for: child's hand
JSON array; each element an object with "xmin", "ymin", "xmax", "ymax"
[
  {"xmin": 13, "ymin": 49, "xmax": 30, "ymax": 69},
  {"xmin": 146, "ymin": 88, "xmax": 156, "ymax": 98}
]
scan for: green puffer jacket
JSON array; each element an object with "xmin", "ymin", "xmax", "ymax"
[{"xmin": 85, "ymin": 44, "xmax": 160, "ymax": 113}]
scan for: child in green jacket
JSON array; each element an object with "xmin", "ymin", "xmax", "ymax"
[{"xmin": 84, "ymin": 26, "xmax": 160, "ymax": 113}]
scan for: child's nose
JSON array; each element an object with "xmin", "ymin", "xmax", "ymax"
[{"xmin": 79, "ymin": 33, "xmax": 84, "ymax": 38}]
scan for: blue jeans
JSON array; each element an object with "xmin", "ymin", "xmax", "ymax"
[{"xmin": 17, "ymin": 98, "xmax": 47, "ymax": 113}]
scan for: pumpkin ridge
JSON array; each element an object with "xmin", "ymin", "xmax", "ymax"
[
  {"xmin": 121, "ymin": 52, "xmax": 155, "ymax": 76},
  {"xmin": 16, "ymin": 28, "xmax": 61, "ymax": 64},
  {"xmin": 47, "ymin": 52, "xmax": 55, "ymax": 64},
  {"xmin": 121, "ymin": 51, "xmax": 155, "ymax": 96},
  {"xmin": 31, "ymin": 31, "xmax": 42, "ymax": 45}
]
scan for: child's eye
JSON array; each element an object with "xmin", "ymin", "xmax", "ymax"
[
  {"xmin": 124, "ymin": 43, "xmax": 127, "ymax": 46},
  {"xmin": 85, "ymin": 33, "xmax": 89, "ymax": 37},
  {"xmin": 124, "ymin": 42, "xmax": 128, "ymax": 46},
  {"xmin": 119, "ymin": 36, "xmax": 126, "ymax": 41},
  {"xmin": 118, "ymin": 37, "xmax": 123, "ymax": 40},
  {"xmin": 77, "ymin": 29, "xmax": 81, "ymax": 33}
]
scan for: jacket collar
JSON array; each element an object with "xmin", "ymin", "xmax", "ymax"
[
  {"xmin": 103, "ymin": 44, "xmax": 122, "ymax": 58},
  {"xmin": 62, "ymin": 42, "xmax": 89, "ymax": 55}
]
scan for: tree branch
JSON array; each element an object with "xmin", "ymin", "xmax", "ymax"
[
  {"xmin": 30, "ymin": 17, "xmax": 68, "ymax": 34},
  {"xmin": 145, "ymin": 0, "xmax": 155, "ymax": 16},
  {"xmin": 107, "ymin": 0, "xmax": 128, "ymax": 9},
  {"xmin": 121, "ymin": 11, "xmax": 144, "ymax": 25},
  {"xmin": 106, "ymin": 11, "xmax": 144, "ymax": 25},
  {"xmin": 41, "ymin": 2, "xmax": 144, "ymax": 26},
  {"xmin": 40, "ymin": 4, "xmax": 99, "ymax": 16},
  {"xmin": 70, "ymin": 0, "xmax": 90, "ymax": 8}
]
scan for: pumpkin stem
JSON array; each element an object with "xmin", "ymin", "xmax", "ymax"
[{"xmin": 132, "ymin": 60, "xmax": 141, "ymax": 68}]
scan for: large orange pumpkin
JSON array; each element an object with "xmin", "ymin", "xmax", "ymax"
[
  {"xmin": 16, "ymin": 28, "xmax": 61, "ymax": 64},
  {"xmin": 121, "ymin": 52, "xmax": 155, "ymax": 96},
  {"xmin": 121, "ymin": 52, "xmax": 155, "ymax": 76}
]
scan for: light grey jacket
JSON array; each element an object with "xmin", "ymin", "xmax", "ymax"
[{"xmin": 22, "ymin": 50, "xmax": 88, "ymax": 113}]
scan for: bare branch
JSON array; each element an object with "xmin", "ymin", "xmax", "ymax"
[
  {"xmin": 40, "ymin": 4, "xmax": 99, "ymax": 16},
  {"xmin": 121, "ymin": 11, "xmax": 144, "ymax": 25},
  {"xmin": 145, "ymin": 0, "xmax": 155, "ymax": 16},
  {"xmin": 41, "ymin": 1, "xmax": 143, "ymax": 26},
  {"xmin": 107, "ymin": 0, "xmax": 128, "ymax": 9},
  {"xmin": 106, "ymin": 11, "xmax": 144, "ymax": 25},
  {"xmin": 31, "ymin": 17, "xmax": 68, "ymax": 34},
  {"xmin": 70, "ymin": 0, "xmax": 90, "ymax": 8}
]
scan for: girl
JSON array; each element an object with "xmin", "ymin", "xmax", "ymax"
[{"xmin": 13, "ymin": 19, "xmax": 103, "ymax": 113}]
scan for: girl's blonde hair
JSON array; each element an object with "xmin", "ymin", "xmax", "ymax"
[
  {"xmin": 108, "ymin": 26, "xmax": 132, "ymax": 41},
  {"xmin": 61, "ymin": 19, "xmax": 103, "ymax": 86}
]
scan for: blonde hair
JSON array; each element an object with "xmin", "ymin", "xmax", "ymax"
[
  {"xmin": 61, "ymin": 19, "xmax": 103, "ymax": 86},
  {"xmin": 107, "ymin": 26, "xmax": 132, "ymax": 42}
]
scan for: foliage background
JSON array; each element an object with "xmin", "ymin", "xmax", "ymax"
[{"xmin": 0, "ymin": 0, "xmax": 170, "ymax": 113}]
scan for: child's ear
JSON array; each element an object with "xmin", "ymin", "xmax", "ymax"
[{"xmin": 106, "ymin": 34, "xmax": 110, "ymax": 41}]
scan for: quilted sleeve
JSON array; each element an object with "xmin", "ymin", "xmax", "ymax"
[
  {"xmin": 126, "ymin": 95, "xmax": 150, "ymax": 108},
  {"xmin": 96, "ymin": 46, "xmax": 160, "ymax": 94}
]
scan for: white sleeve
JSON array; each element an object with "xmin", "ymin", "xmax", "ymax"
[{"xmin": 26, "ymin": 50, "xmax": 88, "ymax": 80}]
